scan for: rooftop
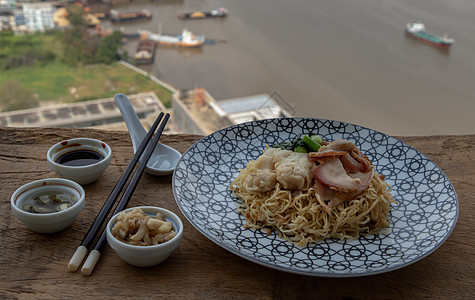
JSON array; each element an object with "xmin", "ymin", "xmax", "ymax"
[
  {"xmin": 176, "ymin": 88, "xmax": 234, "ymax": 134},
  {"xmin": 173, "ymin": 88, "xmax": 294, "ymax": 134},
  {"xmin": 219, "ymin": 93, "xmax": 293, "ymax": 124},
  {"xmin": 0, "ymin": 92, "xmax": 174, "ymax": 132}
]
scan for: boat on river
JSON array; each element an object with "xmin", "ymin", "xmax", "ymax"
[
  {"xmin": 110, "ymin": 9, "xmax": 152, "ymax": 22},
  {"xmin": 134, "ymin": 40, "xmax": 156, "ymax": 64},
  {"xmin": 139, "ymin": 28, "xmax": 205, "ymax": 48},
  {"xmin": 405, "ymin": 22, "xmax": 454, "ymax": 48},
  {"xmin": 177, "ymin": 7, "xmax": 228, "ymax": 20},
  {"xmin": 92, "ymin": 12, "xmax": 109, "ymax": 20}
]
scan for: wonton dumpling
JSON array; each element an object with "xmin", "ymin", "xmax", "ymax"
[
  {"xmin": 244, "ymin": 148, "xmax": 313, "ymax": 192},
  {"xmin": 257, "ymin": 147, "xmax": 292, "ymax": 168},
  {"xmin": 275, "ymin": 152, "xmax": 314, "ymax": 190},
  {"xmin": 244, "ymin": 148, "xmax": 291, "ymax": 192},
  {"xmin": 245, "ymin": 169, "xmax": 277, "ymax": 192}
]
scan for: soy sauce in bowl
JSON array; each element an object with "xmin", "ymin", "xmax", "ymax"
[
  {"xmin": 56, "ymin": 149, "xmax": 104, "ymax": 166},
  {"xmin": 47, "ymin": 138, "xmax": 112, "ymax": 185}
]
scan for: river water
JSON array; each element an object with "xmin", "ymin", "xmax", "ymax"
[{"xmin": 105, "ymin": 0, "xmax": 475, "ymax": 136}]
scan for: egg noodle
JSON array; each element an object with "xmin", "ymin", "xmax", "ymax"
[{"xmin": 230, "ymin": 157, "xmax": 396, "ymax": 246}]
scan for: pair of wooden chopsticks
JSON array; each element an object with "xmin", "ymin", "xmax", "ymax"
[{"xmin": 68, "ymin": 112, "xmax": 170, "ymax": 276}]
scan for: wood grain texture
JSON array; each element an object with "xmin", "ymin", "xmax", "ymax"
[{"xmin": 0, "ymin": 127, "xmax": 473, "ymax": 300}]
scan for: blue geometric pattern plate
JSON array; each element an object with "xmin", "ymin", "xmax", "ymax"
[{"xmin": 172, "ymin": 118, "xmax": 458, "ymax": 277}]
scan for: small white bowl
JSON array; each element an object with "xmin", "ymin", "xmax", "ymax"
[
  {"xmin": 11, "ymin": 178, "xmax": 85, "ymax": 233},
  {"xmin": 106, "ymin": 206, "xmax": 183, "ymax": 267},
  {"xmin": 47, "ymin": 138, "xmax": 112, "ymax": 185}
]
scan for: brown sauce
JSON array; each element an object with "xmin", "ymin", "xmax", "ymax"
[{"xmin": 56, "ymin": 149, "xmax": 104, "ymax": 166}]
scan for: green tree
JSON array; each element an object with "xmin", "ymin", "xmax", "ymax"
[
  {"xmin": 0, "ymin": 81, "xmax": 38, "ymax": 112},
  {"xmin": 62, "ymin": 4, "xmax": 121, "ymax": 66},
  {"xmin": 0, "ymin": 33, "xmax": 56, "ymax": 70},
  {"xmin": 67, "ymin": 4, "xmax": 87, "ymax": 27},
  {"xmin": 62, "ymin": 4, "xmax": 89, "ymax": 66},
  {"xmin": 94, "ymin": 30, "xmax": 122, "ymax": 64}
]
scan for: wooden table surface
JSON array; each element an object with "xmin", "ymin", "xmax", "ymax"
[{"xmin": 0, "ymin": 127, "xmax": 473, "ymax": 299}]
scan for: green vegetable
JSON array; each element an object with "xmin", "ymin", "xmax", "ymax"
[
  {"xmin": 302, "ymin": 135, "xmax": 321, "ymax": 151},
  {"xmin": 57, "ymin": 202, "xmax": 72, "ymax": 211},
  {"xmin": 293, "ymin": 146, "xmax": 308, "ymax": 153},
  {"xmin": 271, "ymin": 138, "xmax": 300, "ymax": 151},
  {"xmin": 270, "ymin": 134, "xmax": 325, "ymax": 153},
  {"xmin": 310, "ymin": 135, "xmax": 324, "ymax": 144},
  {"xmin": 271, "ymin": 141, "xmax": 293, "ymax": 151}
]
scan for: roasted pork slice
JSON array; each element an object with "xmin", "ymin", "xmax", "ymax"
[{"xmin": 310, "ymin": 139, "xmax": 374, "ymax": 200}]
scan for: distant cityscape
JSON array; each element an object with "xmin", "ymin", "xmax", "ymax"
[
  {"xmin": 0, "ymin": 0, "xmax": 179, "ymax": 33},
  {"xmin": 0, "ymin": 0, "xmax": 293, "ymax": 134},
  {"xmin": 1, "ymin": 0, "xmax": 64, "ymax": 33}
]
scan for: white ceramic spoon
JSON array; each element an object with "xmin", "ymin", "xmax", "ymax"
[{"xmin": 114, "ymin": 93, "xmax": 182, "ymax": 176}]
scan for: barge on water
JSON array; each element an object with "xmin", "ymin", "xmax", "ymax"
[
  {"xmin": 177, "ymin": 7, "xmax": 228, "ymax": 20},
  {"xmin": 406, "ymin": 22, "xmax": 454, "ymax": 48},
  {"xmin": 110, "ymin": 9, "xmax": 152, "ymax": 22},
  {"xmin": 92, "ymin": 12, "xmax": 109, "ymax": 20},
  {"xmin": 139, "ymin": 28, "xmax": 205, "ymax": 48},
  {"xmin": 134, "ymin": 40, "xmax": 156, "ymax": 64}
]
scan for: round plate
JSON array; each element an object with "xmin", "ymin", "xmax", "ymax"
[{"xmin": 172, "ymin": 118, "xmax": 458, "ymax": 277}]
